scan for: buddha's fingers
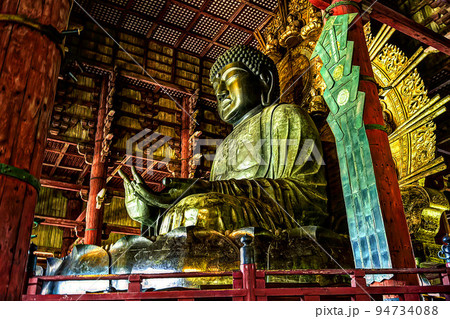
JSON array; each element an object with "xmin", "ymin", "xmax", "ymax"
[
  {"xmin": 131, "ymin": 166, "xmax": 146, "ymax": 184},
  {"xmin": 163, "ymin": 177, "xmax": 191, "ymax": 188},
  {"xmin": 118, "ymin": 169, "xmax": 137, "ymax": 198},
  {"xmin": 118, "ymin": 169, "xmax": 131, "ymax": 184}
]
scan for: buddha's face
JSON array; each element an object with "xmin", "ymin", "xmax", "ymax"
[{"xmin": 212, "ymin": 62, "xmax": 262, "ymax": 125}]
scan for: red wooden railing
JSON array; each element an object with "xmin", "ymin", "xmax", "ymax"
[{"xmin": 23, "ymin": 265, "xmax": 450, "ymax": 301}]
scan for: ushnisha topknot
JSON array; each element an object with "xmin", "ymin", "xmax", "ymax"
[{"xmin": 209, "ymin": 45, "xmax": 280, "ymax": 99}]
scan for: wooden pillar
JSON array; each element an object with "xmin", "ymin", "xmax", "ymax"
[
  {"xmin": 0, "ymin": 0, "xmax": 72, "ymax": 300},
  {"xmin": 309, "ymin": 0, "xmax": 418, "ymax": 285},
  {"xmin": 61, "ymin": 193, "xmax": 82, "ymax": 257},
  {"xmin": 180, "ymin": 97, "xmax": 190, "ymax": 178},
  {"xmin": 84, "ymin": 77, "xmax": 108, "ymax": 245}
]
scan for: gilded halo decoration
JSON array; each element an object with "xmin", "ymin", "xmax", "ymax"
[{"xmin": 255, "ymin": 1, "xmax": 450, "ymax": 264}]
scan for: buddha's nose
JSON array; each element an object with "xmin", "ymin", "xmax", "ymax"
[{"xmin": 216, "ymin": 90, "xmax": 229, "ymax": 103}]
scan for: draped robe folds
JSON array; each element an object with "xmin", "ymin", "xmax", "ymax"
[{"xmin": 159, "ymin": 104, "xmax": 328, "ymax": 234}]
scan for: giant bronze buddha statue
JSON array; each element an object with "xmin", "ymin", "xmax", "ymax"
[
  {"xmin": 42, "ymin": 46, "xmax": 352, "ymax": 294},
  {"xmin": 119, "ymin": 45, "xmax": 328, "ymax": 235}
]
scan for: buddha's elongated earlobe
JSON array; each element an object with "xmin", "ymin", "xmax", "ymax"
[{"xmin": 260, "ymin": 69, "xmax": 274, "ymax": 107}]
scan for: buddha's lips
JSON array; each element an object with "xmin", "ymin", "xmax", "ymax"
[{"xmin": 220, "ymin": 99, "xmax": 232, "ymax": 110}]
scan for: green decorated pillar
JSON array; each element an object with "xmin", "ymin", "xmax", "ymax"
[{"xmin": 310, "ymin": 0, "xmax": 418, "ymax": 286}]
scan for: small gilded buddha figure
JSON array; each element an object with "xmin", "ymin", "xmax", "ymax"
[
  {"xmin": 264, "ymin": 32, "xmax": 282, "ymax": 62},
  {"xmin": 300, "ymin": 7, "xmax": 323, "ymax": 39},
  {"xmin": 279, "ymin": 14, "xmax": 303, "ymax": 48},
  {"xmin": 119, "ymin": 45, "xmax": 327, "ymax": 236}
]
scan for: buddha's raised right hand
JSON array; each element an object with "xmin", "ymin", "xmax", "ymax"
[{"xmin": 118, "ymin": 167, "xmax": 159, "ymax": 226}]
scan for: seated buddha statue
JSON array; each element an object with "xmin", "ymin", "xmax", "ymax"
[
  {"xmin": 119, "ymin": 45, "xmax": 327, "ymax": 237},
  {"xmin": 42, "ymin": 46, "xmax": 351, "ymax": 294}
]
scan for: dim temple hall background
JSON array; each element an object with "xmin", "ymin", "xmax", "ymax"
[{"xmin": 1, "ymin": 0, "xmax": 450, "ymax": 301}]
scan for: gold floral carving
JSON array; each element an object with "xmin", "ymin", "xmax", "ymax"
[
  {"xmin": 364, "ymin": 22, "xmax": 448, "ymax": 184},
  {"xmin": 401, "ymin": 186, "xmax": 450, "ymax": 263},
  {"xmin": 261, "ymin": 4, "xmax": 447, "ymax": 185},
  {"xmin": 374, "ymin": 44, "xmax": 408, "ymax": 78},
  {"xmin": 257, "ymin": 0, "xmax": 450, "ymax": 264}
]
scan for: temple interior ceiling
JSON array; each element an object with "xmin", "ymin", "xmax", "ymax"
[{"xmin": 70, "ymin": 0, "xmax": 277, "ymax": 59}]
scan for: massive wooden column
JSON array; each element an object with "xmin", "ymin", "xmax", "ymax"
[
  {"xmin": 309, "ymin": 0, "xmax": 418, "ymax": 285},
  {"xmin": 0, "ymin": 0, "xmax": 72, "ymax": 300},
  {"xmin": 84, "ymin": 77, "xmax": 108, "ymax": 246}
]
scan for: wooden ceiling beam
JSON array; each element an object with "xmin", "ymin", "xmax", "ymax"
[
  {"xmin": 76, "ymin": 209, "xmax": 86, "ymax": 222},
  {"xmin": 107, "ymin": 155, "xmax": 131, "ymax": 184},
  {"xmin": 76, "ymin": 163, "xmax": 91, "ymax": 185},
  {"xmin": 75, "ymin": 0, "xmax": 272, "ymax": 59},
  {"xmin": 145, "ymin": 0, "xmax": 173, "ymax": 39},
  {"xmin": 244, "ymin": 14, "xmax": 274, "ymax": 45},
  {"xmin": 47, "ymin": 137, "xmax": 84, "ymax": 147},
  {"xmin": 45, "ymin": 148, "xmax": 84, "ymax": 159},
  {"xmin": 40, "ymin": 177, "xmax": 160, "ymax": 192},
  {"xmin": 46, "ymin": 136, "xmax": 182, "ymax": 165},
  {"xmin": 173, "ymin": 0, "xmax": 214, "ymax": 48},
  {"xmin": 92, "ymin": 0, "xmax": 253, "ymax": 39},
  {"xmin": 34, "ymin": 214, "xmax": 140, "ymax": 236},
  {"xmin": 168, "ymin": 0, "xmax": 257, "ymax": 33},
  {"xmin": 41, "ymin": 179, "xmax": 85, "ymax": 192},
  {"xmin": 370, "ymin": 2, "xmax": 450, "ymax": 56},
  {"xmin": 239, "ymin": 0, "xmax": 277, "ymax": 16},
  {"xmin": 200, "ymin": 2, "xmax": 247, "ymax": 57},
  {"xmin": 43, "ymin": 163, "xmax": 83, "ymax": 172},
  {"xmin": 116, "ymin": 0, "xmax": 137, "ymax": 28}
]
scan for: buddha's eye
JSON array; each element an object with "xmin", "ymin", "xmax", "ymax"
[{"xmin": 224, "ymin": 73, "xmax": 241, "ymax": 85}]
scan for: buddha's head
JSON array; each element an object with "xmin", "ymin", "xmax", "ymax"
[{"xmin": 210, "ymin": 45, "xmax": 280, "ymax": 126}]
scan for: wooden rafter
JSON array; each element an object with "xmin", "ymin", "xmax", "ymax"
[
  {"xmin": 77, "ymin": 163, "xmax": 91, "ymax": 184},
  {"xmin": 45, "ymin": 148, "xmax": 84, "ymax": 160},
  {"xmin": 200, "ymin": 1, "xmax": 246, "ymax": 57},
  {"xmin": 107, "ymin": 155, "xmax": 131, "ymax": 184},
  {"xmin": 93, "ymin": 0, "xmax": 254, "ymax": 37},
  {"xmin": 116, "ymin": 0, "xmax": 137, "ymax": 28},
  {"xmin": 244, "ymin": 13, "xmax": 274, "ymax": 45},
  {"xmin": 173, "ymin": 0, "xmax": 214, "ymax": 48},
  {"xmin": 39, "ymin": 179, "xmax": 125, "ymax": 200},
  {"xmin": 72, "ymin": 0, "xmax": 276, "ymax": 59},
  {"xmin": 239, "ymin": 0, "xmax": 277, "ymax": 16},
  {"xmin": 34, "ymin": 214, "xmax": 140, "ymax": 236},
  {"xmin": 370, "ymin": 2, "xmax": 450, "ymax": 56},
  {"xmin": 76, "ymin": 209, "xmax": 87, "ymax": 222},
  {"xmin": 145, "ymin": 0, "xmax": 173, "ymax": 39},
  {"xmin": 43, "ymin": 163, "xmax": 83, "ymax": 172}
]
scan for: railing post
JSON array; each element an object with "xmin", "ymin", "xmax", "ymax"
[
  {"xmin": 128, "ymin": 275, "xmax": 142, "ymax": 293},
  {"xmin": 442, "ymin": 265, "xmax": 450, "ymax": 301},
  {"xmin": 351, "ymin": 270, "xmax": 371, "ymax": 301},
  {"xmin": 255, "ymin": 270, "xmax": 267, "ymax": 301},
  {"xmin": 232, "ymin": 271, "xmax": 244, "ymax": 301},
  {"xmin": 438, "ymin": 235, "xmax": 450, "ymax": 300},
  {"xmin": 26, "ymin": 277, "xmax": 42, "ymax": 296},
  {"xmin": 240, "ymin": 235, "xmax": 257, "ymax": 301}
]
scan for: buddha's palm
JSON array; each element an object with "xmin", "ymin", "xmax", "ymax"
[{"xmin": 118, "ymin": 168, "xmax": 162, "ymax": 226}]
